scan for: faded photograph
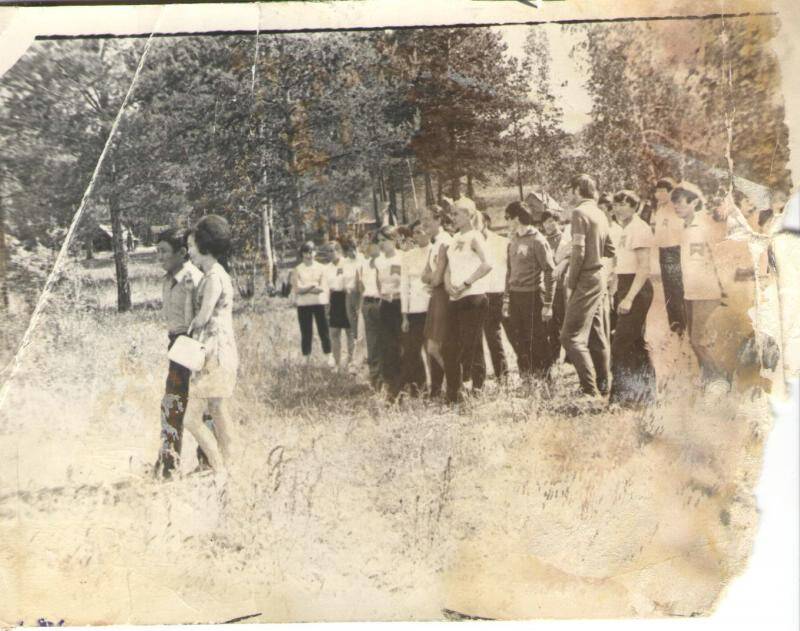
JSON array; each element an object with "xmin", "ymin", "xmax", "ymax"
[{"xmin": 0, "ymin": 9, "xmax": 797, "ymax": 624}]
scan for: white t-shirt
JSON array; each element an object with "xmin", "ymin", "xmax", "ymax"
[
  {"xmin": 401, "ymin": 245, "xmax": 431, "ymax": 314},
  {"xmin": 358, "ymin": 255, "xmax": 381, "ymax": 298},
  {"xmin": 293, "ymin": 261, "xmax": 329, "ymax": 306},
  {"xmin": 681, "ymin": 213, "xmax": 723, "ymax": 301},
  {"xmin": 483, "ymin": 229, "xmax": 509, "ymax": 294},
  {"xmin": 448, "ymin": 229, "xmax": 489, "ymax": 299},
  {"xmin": 616, "ymin": 214, "xmax": 655, "ymax": 275},
  {"xmin": 427, "ymin": 228, "xmax": 453, "ymax": 274},
  {"xmin": 326, "ymin": 257, "xmax": 357, "ymax": 292},
  {"xmin": 375, "ymin": 251, "xmax": 403, "ymax": 299},
  {"xmin": 653, "ymin": 203, "xmax": 684, "ymax": 249}
]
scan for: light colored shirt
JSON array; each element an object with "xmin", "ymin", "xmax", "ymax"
[
  {"xmin": 483, "ymin": 229, "xmax": 509, "ymax": 294},
  {"xmin": 681, "ymin": 212, "xmax": 723, "ymax": 301},
  {"xmin": 376, "ymin": 252, "xmax": 403, "ymax": 299},
  {"xmin": 427, "ymin": 228, "xmax": 453, "ymax": 278},
  {"xmin": 293, "ymin": 261, "xmax": 330, "ymax": 306},
  {"xmin": 616, "ymin": 214, "xmax": 655, "ymax": 275},
  {"xmin": 326, "ymin": 257, "xmax": 357, "ymax": 292},
  {"xmin": 448, "ymin": 229, "xmax": 490, "ymax": 299},
  {"xmin": 359, "ymin": 255, "xmax": 381, "ymax": 298},
  {"xmin": 401, "ymin": 245, "xmax": 431, "ymax": 314},
  {"xmin": 653, "ymin": 202, "xmax": 684, "ymax": 248},
  {"xmin": 162, "ymin": 261, "xmax": 203, "ymax": 335}
]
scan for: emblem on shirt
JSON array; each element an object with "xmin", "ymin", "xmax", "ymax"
[
  {"xmin": 689, "ymin": 242, "xmax": 706, "ymax": 257},
  {"xmin": 390, "ymin": 264, "xmax": 401, "ymax": 275},
  {"xmin": 516, "ymin": 243, "xmax": 529, "ymax": 257},
  {"xmin": 453, "ymin": 240, "xmax": 466, "ymax": 252},
  {"xmin": 337, "ymin": 268, "xmax": 344, "ymax": 276}
]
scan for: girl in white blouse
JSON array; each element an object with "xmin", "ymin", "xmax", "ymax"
[
  {"xmin": 399, "ymin": 221, "xmax": 432, "ymax": 396},
  {"xmin": 291, "ymin": 241, "xmax": 333, "ymax": 364},
  {"xmin": 375, "ymin": 226, "xmax": 404, "ymax": 398}
]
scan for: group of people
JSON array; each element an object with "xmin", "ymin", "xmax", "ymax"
[
  {"xmin": 148, "ymin": 172, "xmax": 786, "ymax": 478},
  {"xmin": 289, "ymin": 172, "xmax": 785, "ymax": 407}
]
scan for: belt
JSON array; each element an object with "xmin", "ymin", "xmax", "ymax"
[
  {"xmin": 363, "ymin": 296, "xmax": 381, "ymax": 303},
  {"xmin": 381, "ymin": 294, "xmax": 401, "ymax": 302}
]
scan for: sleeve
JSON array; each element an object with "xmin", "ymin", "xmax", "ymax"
[
  {"xmin": 536, "ymin": 238, "xmax": 557, "ymax": 307},
  {"xmin": 568, "ymin": 211, "xmax": 588, "ymax": 289},
  {"xmin": 631, "ymin": 221, "xmax": 655, "ymax": 250}
]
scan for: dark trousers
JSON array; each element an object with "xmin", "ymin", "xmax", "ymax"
[
  {"xmin": 298, "ymin": 304, "xmax": 331, "ymax": 356},
  {"xmin": 444, "ymin": 294, "xmax": 488, "ymax": 403},
  {"xmin": 379, "ymin": 298, "xmax": 403, "ymax": 396},
  {"xmin": 659, "ymin": 246, "xmax": 686, "ymax": 335},
  {"xmin": 560, "ymin": 269, "xmax": 611, "ymax": 396},
  {"xmin": 545, "ymin": 279, "xmax": 566, "ymax": 369},
  {"xmin": 401, "ymin": 312, "xmax": 427, "ymax": 396},
  {"xmin": 155, "ymin": 334, "xmax": 211, "ymax": 478},
  {"xmin": 362, "ymin": 298, "xmax": 383, "ymax": 387},
  {"xmin": 610, "ymin": 275, "xmax": 656, "ymax": 405},
  {"xmin": 508, "ymin": 290, "xmax": 549, "ymax": 377},
  {"xmin": 483, "ymin": 292, "xmax": 508, "ymax": 378}
]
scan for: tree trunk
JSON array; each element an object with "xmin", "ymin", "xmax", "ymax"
[
  {"xmin": 0, "ymin": 180, "xmax": 8, "ymax": 311},
  {"xmin": 109, "ymin": 163, "xmax": 132, "ymax": 312},
  {"xmin": 449, "ymin": 176, "xmax": 460, "ymax": 201},
  {"xmin": 436, "ymin": 173, "xmax": 443, "ymax": 204},
  {"xmin": 424, "ymin": 172, "xmax": 434, "ymax": 207},
  {"xmin": 372, "ymin": 173, "xmax": 380, "ymax": 223},
  {"xmin": 400, "ymin": 185, "xmax": 407, "ymax": 224},
  {"xmin": 388, "ymin": 176, "xmax": 398, "ymax": 225},
  {"xmin": 262, "ymin": 200, "xmax": 275, "ymax": 291},
  {"xmin": 466, "ymin": 174, "xmax": 475, "ymax": 200}
]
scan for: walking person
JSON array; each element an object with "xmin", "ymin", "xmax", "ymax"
[
  {"xmin": 153, "ymin": 228, "xmax": 210, "ymax": 479},
  {"xmin": 343, "ymin": 238, "xmax": 364, "ymax": 342},
  {"xmin": 559, "ymin": 174, "xmax": 615, "ymax": 399},
  {"xmin": 421, "ymin": 205, "xmax": 454, "ymax": 399},
  {"xmin": 505, "ymin": 201, "xmax": 556, "ymax": 380},
  {"xmin": 375, "ymin": 226, "xmax": 404, "ymax": 399},
  {"xmin": 399, "ymin": 221, "xmax": 432, "ymax": 397},
  {"xmin": 357, "ymin": 234, "xmax": 384, "ymax": 389},
  {"xmin": 480, "ymin": 212, "xmax": 509, "ymax": 380},
  {"xmin": 291, "ymin": 241, "xmax": 333, "ymax": 365},
  {"xmin": 182, "ymin": 215, "xmax": 239, "ymax": 474},
  {"xmin": 443, "ymin": 197, "xmax": 493, "ymax": 404},
  {"xmin": 609, "ymin": 191, "xmax": 657, "ymax": 406},
  {"xmin": 326, "ymin": 240, "xmax": 356, "ymax": 372},
  {"xmin": 652, "ymin": 177, "xmax": 687, "ymax": 335},
  {"xmin": 672, "ymin": 182, "xmax": 726, "ymax": 389}
]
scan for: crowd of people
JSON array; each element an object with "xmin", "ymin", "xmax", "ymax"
[{"xmin": 149, "ymin": 172, "xmax": 787, "ymax": 479}]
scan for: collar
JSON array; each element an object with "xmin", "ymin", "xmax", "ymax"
[
  {"xmin": 168, "ymin": 261, "xmax": 192, "ymax": 283},
  {"xmin": 516, "ymin": 225, "xmax": 537, "ymax": 238}
]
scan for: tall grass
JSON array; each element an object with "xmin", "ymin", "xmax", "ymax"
[{"xmin": 0, "ymin": 256, "xmax": 771, "ymax": 623}]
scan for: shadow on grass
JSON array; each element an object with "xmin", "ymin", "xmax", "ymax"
[{"xmin": 258, "ymin": 362, "xmax": 374, "ymax": 412}]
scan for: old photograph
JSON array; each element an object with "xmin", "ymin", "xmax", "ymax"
[{"xmin": 0, "ymin": 0, "xmax": 798, "ymax": 625}]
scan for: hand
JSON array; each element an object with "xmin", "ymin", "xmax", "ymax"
[
  {"xmin": 311, "ymin": 286, "xmax": 324, "ymax": 294},
  {"xmin": 541, "ymin": 305, "xmax": 553, "ymax": 322},
  {"xmin": 401, "ymin": 317, "xmax": 409, "ymax": 333},
  {"xmin": 617, "ymin": 297, "xmax": 633, "ymax": 315},
  {"xmin": 450, "ymin": 282, "xmax": 466, "ymax": 299}
]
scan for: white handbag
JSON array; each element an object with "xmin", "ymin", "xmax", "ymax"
[{"xmin": 168, "ymin": 335, "xmax": 206, "ymax": 371}]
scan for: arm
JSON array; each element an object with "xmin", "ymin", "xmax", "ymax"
[
  {"xmin": 188, "ymin": 274, "xmax": 222, "ymax": 335},
  {"xmin": 400, "ymin": 255, "xmax": 410, "ymax": 326},
  {"xmin": 618, "ymin": 248, "xmax": 650, "ymax": 314},
  {"xmin": 431, "ymin": 243, "xmax": 449, "ymax": 287},
  {"xmin": 537, "ymin": 240, "xmax": 557, "ymax": 320},
  {"xmin": 567, "ymin": 212, "xmax": 586, "ymax": 291},
  {"xmin": 465, "ymin": 235, "xmax": 493, "ymax": 285}
]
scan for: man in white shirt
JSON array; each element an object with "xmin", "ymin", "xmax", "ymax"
[
  {"xmin": 480, "ymin": 212, "xmax": 509, "ymax": 380},
  {"xmin": 357, "ymin": 234, "xmax": 383, "ymax": 388},
  {"xmin": 400, "ymin": 221, "xmax": 432, "ymax": 396}
]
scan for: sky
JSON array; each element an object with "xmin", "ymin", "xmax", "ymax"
[{"xmin": 495, "ymin": 23, "xmax": 593, "ymax": 134}]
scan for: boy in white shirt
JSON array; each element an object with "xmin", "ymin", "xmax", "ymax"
[
  {"xmin": 400, "ymin": 221, "xmax": 432, "ymax": 396},
  {"xmin": 480, "ymin": 212, "xmax": 509, "ymax": 380}
]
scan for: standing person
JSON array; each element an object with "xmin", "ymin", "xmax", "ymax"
[
  {"xmin": 400, "ymin": 221, "xmax": 432, "ymax": 397},
  {"xmin": 153, "ymin": 228, "xmax": 209, "ymax": 479},
  {"xmin": 357, "ymin": 234, "xmax": 383, "ymax": 389},
  {"xmin": 672, "ymin": 182, "xmax": 726, "ymax": 388},
  {"xmin": 600, "ymin": 193, "xmax": 622, "ymax": 339},
  {"xmin": 560, "ymin": 174, "xmax": 615, "ymax": 398},
  {"xmin": 505, "ymin": 202, "xmax": 556, "ymax": 380},
  {"xmin": 343, "ymin": 238, "xmax": 364, "ymax": 342},
  {"xmin": 443, "ymin": 197, "xmax": 493, "ymax": 403},
  {"xmin": 375, "ymin": 226, "xmax": 404, "ymax": 398},
  {"xmin": 610, "ymin": 191, "xmax": 657, "ymax": 406},
  {"xmin": 540, "ymin": 211, "xmax": 566, "ymax": 371},
  {"xmin": 182, "ymin": 215, "xmax": 239, "ymax": 474},
  {"xmin": 291, "ymin": 241, "xmax": 333, "ymax": 365},
  {"xmin": 480, "ymin": 211, "xmax": 509, "ymax": 380},
  {"xmin": 421, "ymin": 205, "xmax": 454, "ymax": 399},
  {"xmin": 326, "ymin": 240, "xmax": 356, "ymax": 372},
  {"xmin": 652, "ymin": 177, "xmax": 687, "ymax": 335}
]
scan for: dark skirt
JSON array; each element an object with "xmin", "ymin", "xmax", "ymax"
[
  {"xmin": 424, "ymin": 285, "xmax": 451, "ymax": 344},
  {"xmin": 329, "ymin": 290, "xmax": 350, "ymax": 329}
]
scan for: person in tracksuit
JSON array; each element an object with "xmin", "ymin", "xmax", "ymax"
[
  {"xmin": 559, "ymin": 174, "xmax": 615, "ymax": 398},
  {"xmin": 505, "ymin": 201, "xmax": 556, "ymax": 380}
]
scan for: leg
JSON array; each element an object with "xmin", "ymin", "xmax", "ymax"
[
  {"xmin": 589, "ymin": 290, "xmax": 612, "ymax": 394},
  {"xmin": 363, "ymin": 302, "xmax": 383, "ymax": 387},
  {"xmin": 687, "ymin": 298, "xmax": 723, "ymax": 383},
  {"xmin": 381, "ymin": 300, "xmax": 403, "ymax": 397},
  {"xmin": 346, "ymin": 291, "xmax": 361, "ymax": 340},
  {"xmin": 206, "ymin": 398, "xmax": 234, "ymax": 461},
  {"xmin": 529, "ymin": 291, "xmax": 547, "ymax": 377},
  {"xmin": 313, "ymin": 305, "xmax": 332, "ymax": 355},
  {"xmin": 660, "ymin": 247, "xmax": 686, "ymax": 335},
  {"xmin": 331, "ymin": 327, "xmax": 342, "ymax": 366},
  {"xmin": 560, "ymin": 273, "xmax": 604, "ymax": 395},
  {"xmin": 510, "ymin": 291, "xmax": 534, "ymax": 376},
  {"xmin": 297, "ymin": 307, "xmax": 314, "ymax": 356},
  {"xmin": 183, "ymin": 397, "xmax": 223, "ymax": 470},
  {"xmin": 345, "ymin": 325, "xmax": 355, "ymax": 364},
  {"xmin": 428, "ymin": 339, "xmax": 445, "ymax": 397},
  {"xmin": 156, "ymin": 359, "xmax": 190, "ymax": 478},
  {"xmin": 483, "ymin": 292, "xmax": 508, "ymax": 378},
  {"xmin": 464, "ymin": 295, "xmax": 489, "ymax": 391},
  {"xmin": 610, "ymin": 279, "xmax": 655, "ymax": 404},
  {"xmin": 444, "ymin": 300, "xmax": 466, "ymax": 403}
]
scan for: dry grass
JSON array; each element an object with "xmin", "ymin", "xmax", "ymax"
[{"xmin": 0, "ymin": 256, "xmax": 771, "ymax": 623}]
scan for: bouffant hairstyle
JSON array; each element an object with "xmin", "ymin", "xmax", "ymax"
[
  {"xmin": 670, "ymin": 182, "xmax": 706, "ymax": 210},
  {"xmin": 192, "ymin": 214, "xmax": 231, "ymax": 269},
  {"xmin": 613, "ymin": 190, "xmax": 641, "ymax": 208},
  {"xmin": 655, "ymin": 177, "xmax": 676, "ymax": 192},
  {"xmin": 299, "ymin": 240, "xmax": 316, "ymax": 256},
  {"xmin": 505, "ymin": 201, "xmax": 534, "ymax": 226}
]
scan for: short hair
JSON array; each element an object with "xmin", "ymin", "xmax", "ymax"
[
  {"xmin": 481, "ymin": 211, "xmax": 492, "ymax": 229},
  {"xmin": 300, "ymin": 240, "xmax": 316, "ymax": 255},
  {"xmin": 540, "ymin": 211, "xmax": 556, "ymax": 223},
  {"xmin": 570, "ymin": 174, "xmax": 598, "ymax": 199},
  {"xmin": 191, "ymin": 214, "xmax": 231, "ymax": 261},
  {"xmin": 613, "ymin": 189, "xmax": 641, "ymax": 208},
  {"xmin": 156, "ymin": 227, "xmax": 187, "ymax": 256},
  {"xmin": 598, "ymin": 194, "xmax": 614, "ymax": 210},
  {"xmin": 339, "ymin": 236, "xmax": 356, "ymax": 253},
  {"xmin": 670, "ymin": 181, "xmax": 705, "ymax": 210},
  {"xmin": 732, "ymin": 188, "xmax": 748, "ymax": 207},
  {"xmin": 505, "ymin": 201, "xmax": 534, "ymax": 226},
  {"xmin": 655, "ymin": 177, "xmax": 676, "ymax": 192}
]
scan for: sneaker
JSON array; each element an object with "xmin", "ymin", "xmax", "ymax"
[{"xmin": 326, "ymin": 354, "xmax": 336, "ymax": 369}]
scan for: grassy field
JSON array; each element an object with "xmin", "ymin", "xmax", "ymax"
[{"xmin": 0, "ymin": 255, "xmax": 771, "ymax": 623}]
